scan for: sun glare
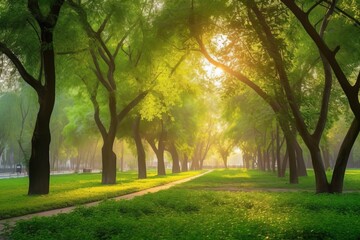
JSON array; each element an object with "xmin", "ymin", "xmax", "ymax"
[
  {"xmin": 203, "ymin": 62, "xmax": 224, "ymax": 78},
  {"xmin": 201, "ymin": 34, "xmax": 230, "ymax": 87}
]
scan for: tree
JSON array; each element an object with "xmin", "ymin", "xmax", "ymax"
[
  {"xmin": 0, "ymin": 0, "xmax": 64, "ymax": 194},
  {"xmin": 281, "ymin": 0, "xmax": 360, "ymax": 193},
  {"xmin": 66, "ymin": 0, "xmax": 150, "ymax": 184},
  {"xmin": 182, "ymin": 0, "xmax": 301, "ymax": 183}
]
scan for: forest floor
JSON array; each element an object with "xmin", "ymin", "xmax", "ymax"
[{"xmin": 3, "ymin": 169, "xmax": 360, "ymax": 239}]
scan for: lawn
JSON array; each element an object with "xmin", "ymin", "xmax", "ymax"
[
  {"xmin": 3, "ymin": 169, "xmax": 360, "ymax": 239},
  {"xmin": 178, "ymin": 168, "xmax": 360, "ymax": 191},
  {"xmin": 0, "ymin": 170, "xmax": 203, "ymax": 219}
]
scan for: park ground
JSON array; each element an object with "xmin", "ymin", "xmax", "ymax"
[{"xmin": 2, "ymin": 169, "xmax": 360, "ymax": 239}]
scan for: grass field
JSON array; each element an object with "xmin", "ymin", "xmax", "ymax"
[
  {"xmin": 0, "ymin": 170, "xmax": 203, "ymax": 219},
  {"xmin": 178, "ymin": 168, "xmax": 360, "ymax": 191},
  {"xmin": 3, "ymin": 169, "xmax": 360, "ymax": 239}
]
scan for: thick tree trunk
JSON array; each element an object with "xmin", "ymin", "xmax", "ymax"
[
  {"xmin": 330, "ymin": 118, "xmax": 360, "ymax": 193},
  {"xmin": 28, "ymin": 28, "xmax": 56, "ymax": 195},
  {"xmin": 308, "ymin": 145, "xmax": 329, "ymax": 193},
  {"xmin": 156, "ymin": 150, "xmax": 166, "ymax": 175},
  {"xmin": 28, "ymin": 110, "xmax": 52, "ymax": 194},
  {"xmin": 169, "ymin": 142, "xmax": 180, "ymax": 173},
  {"xmin": 101, "ymin": 139, "xmax": 117, "ymax": 184},
  {"xmin": 133, "ymin": 116, "xmax": 146, "ymax": 179}
]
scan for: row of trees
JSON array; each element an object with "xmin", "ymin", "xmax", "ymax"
[{"xmin": 0, "ymin": 0, "xmax": 359, "ymax": 194}]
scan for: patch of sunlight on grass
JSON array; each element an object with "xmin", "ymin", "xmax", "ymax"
[
  {"xmin": 181, "ymin": 168, "xmax": 360, "ymax": 191},
  {"xmin": 0, "ymin": 170, "xmax": 204, "ymax": 219}
]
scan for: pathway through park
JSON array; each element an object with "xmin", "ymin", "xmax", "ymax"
[{"xmin": 0, "ymin": 170, "xmax": 212, "ymax": 234}]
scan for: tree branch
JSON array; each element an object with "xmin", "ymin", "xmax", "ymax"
[
  {"xmin": 90, "ymin": 49, "xmax": 112, "ymax": 91},
  {"xmin": 307, "ymin": 0, "xmax": 324, "ymax": 15},
  {"xmin": 281, "ymin": 0, "xmax": 360, "ymax": 119},
  {"xmin": 117, "ymin": 90, "xmax": 149, "ymax": 122},
  {"xmin": 312, "ymin": 0, "xmax": 336, "ymax": 141},
  {"xmin": 0, "ymin": 42, "xmax": 42, "ymax": 93},
  {"xmin": 97, "ymin": 12, "xmax": 112, "ymax": 35}
]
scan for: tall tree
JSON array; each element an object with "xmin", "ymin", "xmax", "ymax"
[
  {"xmin": 0, "ymin": 0, "xmax": 64, "ymax": 194},
  {"xmin": 281, "ymin": 0, "xmax": 360, "ymax": 192},
  {"xmin": 67, "ymin": 0, "xmax": 149, "ymax": 184},
  {"xmin": 243, "ymin": 0, "xmax": 335, "ymax": 192}
]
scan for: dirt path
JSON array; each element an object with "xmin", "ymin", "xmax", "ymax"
[{"xmin": 0, "ymin": 170, "xmax": 212, "ymax": 234}]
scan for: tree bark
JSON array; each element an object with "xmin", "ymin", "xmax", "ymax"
[
  {"xmin": 285, "ymin": 135, "xmax": 298, "ymax": 184},
  {"xmin": 101, "ymin": 140, "xmax": 117, "ymax": 184},
  {"xmin": 133, "ymin": 116, "xmax": 146, "ymax": 179},
  {"xmin": 169, "ymin": 142, "xmax": 180, "ymax": 173},
  {"xmin": 330, "ymin": 118, "xmax": 360, "ymax": 193},
  {"xmin": 28, "ymin": 1, "xmax": 63, "ymax": 194},
  {"xmin": 147, "ymin": 121, "xmax": 166, "ymax": 176}
]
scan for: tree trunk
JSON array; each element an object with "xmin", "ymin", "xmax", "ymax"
[
  {"xmin": 156, "ymin": 149, "xmax": 166, "ymax": 175},
  {"xmin": 28, "ymin": 28, "xmax": 57, "ymax": 195},
  {"xmin": 330, "ymin": 118, "xmax": 360, "ymax": 193},
  {"xmin": 308, "ymin": 145, "xmax": 329, "ymax": 193},
  {"xmin": 101, "ymin": 138, "xmax": 117, "ymax": 184},
  {"xmin": 148, "ymin": 138, "xmax": 166, "ymax": 176},
  {"xmin": 181, "ymin": 153, "xmax": 188, "ymax": 172},
  {"xmin": 169, "ymin": 142, "xmax": 180, "ymax": 173},
  {"xmin": 280, "ymin": 149, "xmax": 288, "ymax": 178},
  {"xmin": 133, "ymin": 116, "xmax": 146, "ymax": 179},
  {"xmin": 222, "ymin": 155, "xmax": 228, "ymax": 168},
  {"xmin": 271, "ymin": 135, "xmax": 276, "ymax": 172},
  {"xmin": 295, "ymin": 140, "xmax": 307, "ymax": 176},
  {"xmin": 285, "ymin": 135, "xmax": 298, "ymax": 184},
  {"xmin": 276, "ymin": 125, "xmax": 282, "ymax": 177},
  {"xmin": 28, "ymin": 111, "xmax": 52, "ymax": 194}
]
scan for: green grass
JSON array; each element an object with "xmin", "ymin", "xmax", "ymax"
[
  {"xmin": 3, "ymin": 169, "xmax": 360, "ymax": 239},
  {"xmin": 0, "ymin": 170, "xmax": 203, "ymax": 219},
  {"xmin": 7, "ymin": 170, "xmax": 360, "ymax": 240},
  {"xmin": 178, "ymin": 168, "xmax": 360, "ymax": 191}
]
